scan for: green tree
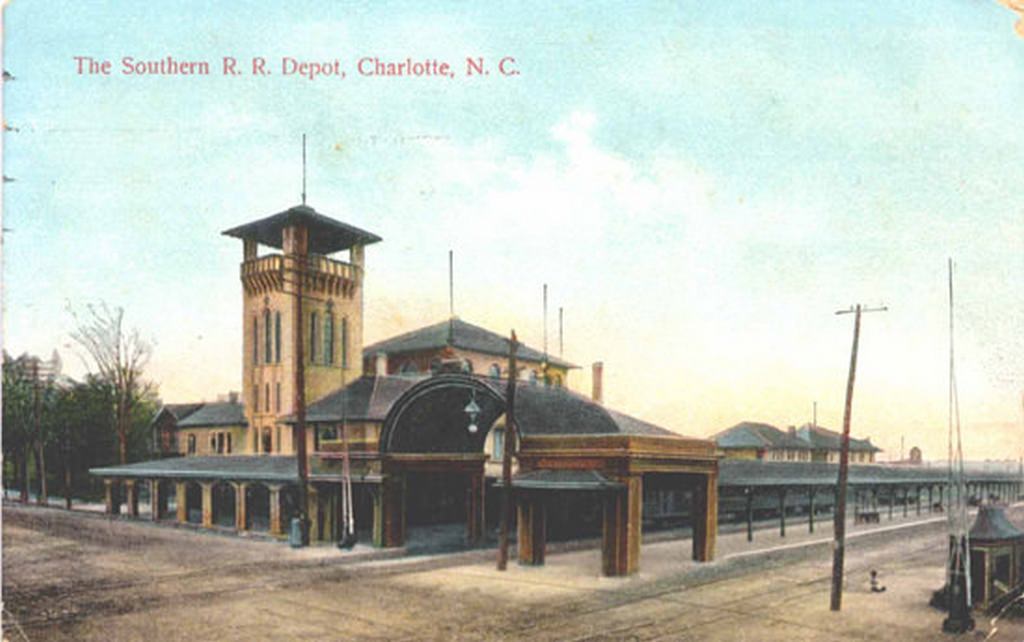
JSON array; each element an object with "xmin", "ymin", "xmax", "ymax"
[{"xmin": 3, "ymin": 352, "xmax": 34, "ymax": 502}]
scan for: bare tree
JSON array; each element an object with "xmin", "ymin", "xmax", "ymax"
[{"xmin": 68, "ymin": 303, "xmax": 153, "ymax": 465}]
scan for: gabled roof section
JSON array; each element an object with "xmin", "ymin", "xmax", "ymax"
[
  {"xmin": 796, "ymin": 424, "xmax": 881, "ymax": 453},
  {"xmin": 222, "ymin": 204, "xmax": 382, "ymax": 255},
  {"xmin": 362, "ymin": 318, "xmax": 577, "ymax": 369},
  {"xmin": 300, "ymin": 375, "xmax": 422, "ymax": 423},
  {"xmin": 715, "ymin": 422, "xmax": 811, "ymax": 450},
  {"xmin": 177, "ymin": 401, "xmax": 247, "ymax": 428},
  {"xmin": 150, "ymin": 403, "xmax": 204, "ymax": 427}
]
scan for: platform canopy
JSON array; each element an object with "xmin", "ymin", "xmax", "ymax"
[{"xmin": 222, "ymin": 204, "xmax": 382, "ymax": 255}]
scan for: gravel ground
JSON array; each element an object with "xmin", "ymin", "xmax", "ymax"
[{"xmin": 4, "ymin": 501, "xmax": 1023, "ymax": 641}]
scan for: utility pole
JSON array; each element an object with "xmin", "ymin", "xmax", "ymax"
[
  {"xmin": 830, "ymin": 303, "xmax": 886, "ymax": 611},
  {"xmin": 497, "ymin": 330, "xmax": 519, "ymax": 571}
]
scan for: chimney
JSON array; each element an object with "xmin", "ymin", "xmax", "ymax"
[
  {"xmin": 591, "ymin": 361, "xmax": 603, "ymax": 404},
  {"xmin": 375, "ymin": 352, "xmax": 388, "ymax": 377},
  {"xmin": 228, "ymin": 391, "xmax": 239, "ymax": 404},
  {"xmin": 788, "ymin": 425, "xmax": 796, "ymax": 435}
]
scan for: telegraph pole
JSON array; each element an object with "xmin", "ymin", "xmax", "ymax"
[
  {"xmin": 497, "ymin": 330, "xmax": 519, "ymax": 570},
  {"xmin": 830, "ymin": 303, "xmax": 887, "ymax": 611}
]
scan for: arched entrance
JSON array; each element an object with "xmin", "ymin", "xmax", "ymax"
[{"xmin": 376, "ymin": 375, "xmax": 505, "ymax": 551}]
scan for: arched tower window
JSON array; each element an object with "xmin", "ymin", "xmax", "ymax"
[
  {"xmin": 274, "ymin": 311, "xmax": 281, "ymax": 363},
  {"xmin": 341, "ymin": 317, "xmax": 349, "ymax": 367},
  {"xmin": 264, "ymin": 310, "xmax": 272, "ymax": 364},
  {"xmin": 324, "ymin": 312, "xmax": 335, "ymax": 365},
  {"xmin": 310, "ymin": 311, "xmax": 319, "ymax": 363}
]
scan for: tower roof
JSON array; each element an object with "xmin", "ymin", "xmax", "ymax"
[{"xmin": 222, "ymin": 204, "xmax": 382, "ymax": 254}]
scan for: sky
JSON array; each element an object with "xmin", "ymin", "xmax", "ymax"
[{"xmin": 3, "ymin": 1, "xmax": 1023, "ymax": 461}]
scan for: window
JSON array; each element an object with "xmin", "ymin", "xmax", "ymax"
[
  {"xmin": 320, "ymin": 425, "xmax": 338, "ymax": 441},
  {"xmin": 341, "ymin": 317, "xmax": 349, "ymax": 367},
  {"xmin": 489, "ymin": 364, "xmax": 501, "ymax": 379},
  {"xmin": 210, "ymin": 434, "xmax": 216, "ymax": 451},
  {"xmin": 461, "ymin": 359, "xmax": 473, "ymax": 374},
  {"xmin": 265, "ymin": 384, "xmax": 270, "ymax": 415},
  {"xmin": 324, "ymin": 312, "xmax": 335, "ymax": 365},
  {"xmin": 310, "ymin": 312, "xmax": 319, "ymax": 363},
  {"xmin": 187, "ymin": 434, "xmax": 196, "ymax": 455},
  {"xmin": 262, "ymin": 428, "xmax": 272, "ymax": 454},
  {"xmin": 253, "ymin": 384, "xmax": 259, "ymax": 413},
  {"xmin": 276, "ymin": 427, "xmax": 283, "ymax": 453},
  {"xmin": 400, "ymin": 361, "xmax": 419, "ymax": 375},
  {"xmin": 529, "ymin": 370, "xmax": 538, "ymax": 385},
  {"xmin": 226, "ymin": 433, "xmax": 232, "ymax": 454},
  {"xmin": 264, "ymin": 310, "xmax": 272, "ymax": 364},
  {"xmin": 274, "ymin": 311, "xmax": 281, "ymax": 363},
  {"xmin": 493, "ymin": 428, "xmax": 505, "ymax": 460},
  {"xmin": 252, "ymin": 315, "xmax": 258, "ymax": 364},
  {"xmin": 275, "ymin": 382, "xmax": 281, "ymax": 412}
]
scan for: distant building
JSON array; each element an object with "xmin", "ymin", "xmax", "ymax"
[
  {"xmin": 888, "ymin": 445, "xmax": 924, "ymax": 466},
  {"xmin": 794, "ymin": 423, "xmax": 880, "ymax": 464},
  {"xmin": 150, "ymin": 403, "xmax": 203, "ymax": 456},
  {"xmin": 713, "ymin": 422, "xmax": 812, "ymax": 462},
  {"xmin": 715, "ymin": 421, "xmax": 881, "ymax": 464}
]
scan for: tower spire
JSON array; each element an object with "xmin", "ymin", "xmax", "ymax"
[{"xmin": 301, "ymin": 133, "xmax": 307, "ymax": 205}]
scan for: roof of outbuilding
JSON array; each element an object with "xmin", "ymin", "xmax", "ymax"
[
  {"xmin": 716, "ymin": 459, "xmax": 1017, "ymax": 487},
  {"xmin": 90, "ymin": 456, "xmax": 297, "ymax": 481},
  {"xmin": 970, "ymin": 505, "xmax": 1024, "ymax": 543},
  {"xmin": 362, "ymin": 318, "xmax": 577, "ymax": 369},
  {"xmin": 222, "ymin": 204, "xmax": 382, "ymax": 255},
  {"xmin": 176, "ymin": 401, "xmax": 247, "ymax": 428},
  {"xmin": 796, "ymin": 424, "xmax": 881, "ymax": 453},
  {"xmin": 715, "ymin": 422, "xmax": 811, "ymax": 450},
  {"xmin": 150, "ymin": 403, "xmax": 204, "ymax": 427}
]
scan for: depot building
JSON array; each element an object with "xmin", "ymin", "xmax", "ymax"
[{"xmin": 91, "ymin": 197, "xmax": 719, "ymax": 576}]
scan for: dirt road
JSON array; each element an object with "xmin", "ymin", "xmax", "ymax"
[{"xmin": 4, "ymin": 503, "xmax": 1021, "ymax": 641}]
